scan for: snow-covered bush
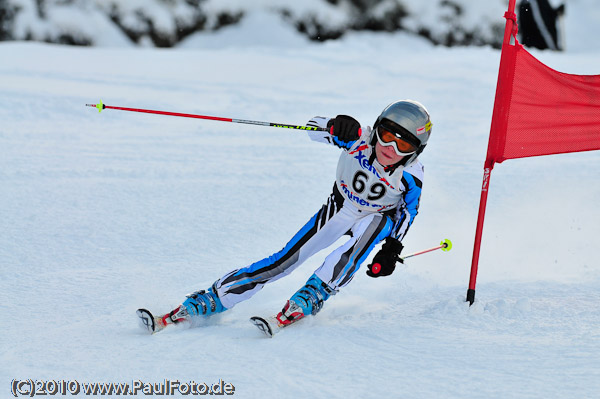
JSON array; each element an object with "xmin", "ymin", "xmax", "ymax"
[{"xmin": 1, "ymin": 0, "xmax": 508, "ymax": 47}]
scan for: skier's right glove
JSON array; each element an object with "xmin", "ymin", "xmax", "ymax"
[
  {"xmin": 366, "ymin": 237, "xmax": 404, "ymax": 278},
  {"xmin": 327, "ymin": 115, "xmax": 362, "ymax": 142}
]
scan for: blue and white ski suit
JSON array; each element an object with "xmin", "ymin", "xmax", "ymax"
[{"xmin": 213, "ymin": 117, "xmax": 424, "ymax": 310}]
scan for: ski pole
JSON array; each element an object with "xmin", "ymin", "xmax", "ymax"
[
  {"xmin": 401, "ymin": 238, "xmax": 452, "ymax": 261},
  {"xmin": 85, "ymin": 100, "xmax": 328, "ymax": 132},
  {"xmin": 369, "ymin": 239, "xmax": 452, "ymax": 275}
]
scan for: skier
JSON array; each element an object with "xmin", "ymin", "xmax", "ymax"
[{"xmin": 138, "ymin": 100, "xmax": 432, "ymax": 336}]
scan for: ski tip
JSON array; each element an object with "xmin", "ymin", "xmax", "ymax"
[
  {"xmin": 249, "ymin": 316, "xmax": 274, "ymax": 338},
  {"xmin": 137, "ymin": 308, "xmax": 156, "ymax": 334}
]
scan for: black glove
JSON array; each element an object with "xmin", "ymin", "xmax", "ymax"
[
  {"xmin": 366, "ymin": 237, "xmax": 404, "ymax": 278},
  {"xmin": 327, "ymin": 115, "xmax": 361, "ymax": 142}
]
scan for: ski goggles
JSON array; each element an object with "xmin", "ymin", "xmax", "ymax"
[{"xmin": 376, "ymin": 126, "xmax": 419, "ymax": 156}]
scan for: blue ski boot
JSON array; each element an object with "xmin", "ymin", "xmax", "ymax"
[
  {"xmin": 182, "ymin": 286, "xmax": 225, "ymax": 318},
  {"xmin": 146, "ymin": 286, "xmax": 224, "ymax": 332},
  {"xmin": 279, "ymin": 274, "xmax": 336, "ymax": 326},
  {"xmin": 249, "ymin": 274, "xmax": 337, "ymax": 337}
]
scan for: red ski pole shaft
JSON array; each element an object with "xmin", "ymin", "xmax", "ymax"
[{"xmin": 86, "ymin": 100, "xmax": 328, "ymax": 132}]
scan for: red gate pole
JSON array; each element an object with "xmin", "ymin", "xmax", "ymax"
[
  {"xmin": 467, "ymin": 162, "xmax": 493, "ymax": 305},
  {"xmin": 467, "ymin": 0, "xmax": 518, "ymax": 305}
]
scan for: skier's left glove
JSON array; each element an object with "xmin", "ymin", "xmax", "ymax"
[
  {"xmin": 366, "ymin": 237, "xmax": 404, "ymax": 278},
  {"xmin": 327, "ymin": 115, "xmax": 362, "ymax": 142}
]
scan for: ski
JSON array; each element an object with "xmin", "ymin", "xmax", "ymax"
[
  {"xmin": 250, "ymin": 300, "xmax": 306, "ymax": 338},
  {"xmin": 137, "ymin": 308, "xmax": 160, "ymax": 334},
  {"xmin": 139, "ymin": 300, "xmax": 302, "ymax": 337},
  {"xmin": 136, "ymin": 305, "xmax": 189, "ymax": 334},
  {"xmin": 249, "ymin": 315, "xmax": 284, "ymax": 338}
]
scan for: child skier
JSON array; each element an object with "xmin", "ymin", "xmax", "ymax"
[{"xmin": 138, "ymin": 100, "xmax": 432, "ymax": 336}]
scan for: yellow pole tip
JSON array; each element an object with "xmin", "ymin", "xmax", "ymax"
[{"xmin": 441, "ymin": 239, "xmax": 452, "ymax": 252}]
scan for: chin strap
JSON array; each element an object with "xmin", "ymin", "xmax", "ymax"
[{"xmin": 383, "ymin": 161, "xmax": 403, "ymax": 174}]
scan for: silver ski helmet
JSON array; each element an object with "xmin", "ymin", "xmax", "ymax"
[{"xmin": 373, "ymin": 100, "xmax": 432, "ymax": 166}]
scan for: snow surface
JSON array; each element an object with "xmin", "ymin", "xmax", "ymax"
[{"xmin": 1, "ymin": 4, "xmax": 599, "ymax": 399}]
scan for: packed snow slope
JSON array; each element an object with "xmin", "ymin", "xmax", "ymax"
[{"xmin": 1, "ymin": 12, "xmax": 599, "ymax": 399}]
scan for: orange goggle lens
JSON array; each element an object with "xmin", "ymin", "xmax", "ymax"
[{"xmin": 377, "ymin": 127, "xmax": 419, "ymax": 154}]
